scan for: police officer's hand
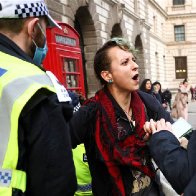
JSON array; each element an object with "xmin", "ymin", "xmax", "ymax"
[
  {"xmin": 144, "ymin": 119, "xmax": 172, "ymax": 135},
  {"xmin": 179, "ymin": 137, "xmax": 188, "ymax": 149}
]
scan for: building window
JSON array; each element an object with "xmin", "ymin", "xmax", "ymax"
[
  {"xmin": 173, "ymin": 0, "xmax": 185, "ymax": 5},
  {"xmin": 175, "ymin": 56, "xmax": 187, "ymax": 79},
  {"xmin": 174, "ymin": 25, "xmax": 185, "ymax": 41}
]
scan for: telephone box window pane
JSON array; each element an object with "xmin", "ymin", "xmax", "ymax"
[
  {"xmin": 63, "ymin": 60, "xmax": 68, "ymax": 72},
  {"xmin": 63, "ymin": 59, "xmax": 77, "ymax": 72},
  {"xmin": 175, "ymin": 56, "xmax": 187, "ymax": 79},
  {"xmin": 69, "ymin": 61, "xmax": 75, "ymax": 72},
  {"xmin": 66, "ymin": 75, "xmax": 78, "ymax": 87}
]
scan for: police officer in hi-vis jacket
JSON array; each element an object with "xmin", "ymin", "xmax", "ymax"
[{"xmin": 0, "ymin": 0, "xmax": 77, "ymax": 195}]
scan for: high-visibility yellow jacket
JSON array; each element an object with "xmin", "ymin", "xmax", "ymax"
[
  {"xmin": 0, "ymin": 51, "xmax": 55, "ymax": 196},
  {"xmin": 73, "ymin": 144, "xmax": 92, "ymax": 196}
]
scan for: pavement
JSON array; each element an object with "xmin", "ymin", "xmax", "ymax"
[{"xmin": 187, "ymin": 100, "xmax": 196, "ymax": 129}]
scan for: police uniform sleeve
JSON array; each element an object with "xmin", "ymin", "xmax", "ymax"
[
  {"xmin": 149, "ymin": 130, "xmax": 196, "ymax": 194},
  {"xmin": 18, "ymin": 90, "xmax": 77, "ymax": 196},
  {"xmin": 184, "ymin": 173, "xmax": 196, "ymax": 195},
  {"xmin": 69, "ymin": 101, "xmax": 98, "ymax": 148}
]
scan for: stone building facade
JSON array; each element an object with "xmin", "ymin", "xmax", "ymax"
[{"xmin": 45, "ymin": 0, "xmax": 196, "ymax": 97}]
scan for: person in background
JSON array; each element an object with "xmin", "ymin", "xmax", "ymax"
[
  {"xmin": 139, "ymin": 78, "xmax": 153, "ymax": 94},
  {"xmin": 190, "ymin": 83, "xmax": 196, "ymax": 101},
  {"xmin": 171, "ymin": 80, "xmax": 189, "ymax": 120},
  {"xmin": 190, "ymin": 85, "xmax": 194, "ymax": 101},
  {"xmin": 162, "ymin": 89, "xmax": 172, "ymax": 110},
  {"xmin": 192, "ymin": 85, "xmax": 196, "ymax": 101},
  {"xmin": 179, "ymin": 81, "xmax": 183, "ymax": 89},
  {"xmin": 152, "ymin": 81, "xmax": 162, "ymax": 105},
  {"xmin": 144, "ymin": 118, "xmax": 196, "ymax": 195},
  {"xmin": 68, "ymin": 91, "xmax": 93, "ymax": 196},
  {"xmin": 181, "ymin": 79, "xmax": 189, "ymax": 90},
  {"xmin": 0, "ymin": 0, "xmax": 77, "ymax": 195},
  {"xmin": 152, "ymin": 81, "xmax": 170, "ymax": 110},
  {"xmin": 69, "ymin": 37, "xmax": 173, "ymax": 195},
  {"xmin": 140, "ymin": 79, "xmax": 163, "ymax": 105}
]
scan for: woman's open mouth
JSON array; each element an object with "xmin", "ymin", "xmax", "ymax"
[{"xmin": 132, "ymin": 74, "xmax": 139, "ymax": 80}]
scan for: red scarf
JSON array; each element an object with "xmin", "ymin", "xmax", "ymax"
[{"xmin": 87, "ymin": 88, "xmax": 155, "ymax": 195}]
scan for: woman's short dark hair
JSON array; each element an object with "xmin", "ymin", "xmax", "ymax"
[{"xmin": 93, "ymin": 37, "xmax": 133, "ymax": 85}]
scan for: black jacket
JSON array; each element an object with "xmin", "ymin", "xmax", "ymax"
[
  {"xmin": 149, "ymin": 130, "xmax": 196, "ymax": 195},
  {"xmin": 70, "ymin": 90, "xmax": 173, "ymax": 195},
  {"xmin": 0, "ymin": 33, "xmax": 77, "ymax": 196}
]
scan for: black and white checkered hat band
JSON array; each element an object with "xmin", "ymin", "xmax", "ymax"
[
  {"xmin": 73, "ymin": 103, "xmax": 81, "ymax": 113},
  {"xmin": 15, "ymin": 2, "xmax": 48, "ymax": 18}
]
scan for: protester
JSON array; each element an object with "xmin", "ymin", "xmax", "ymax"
[
  {"xmin": 144, "ymin": 119, "xmax": 196, "ymax": 195},
  {"xmin": 0, "ymin": 0, "xmax": 77, "ymax": 195},
  {"xmin": 69, "ymin": 37, "xmax": 173, "ymax": 195},
  {"xmin": 171, "ymin": 81, "xmax": 189, "ymax": 120}
]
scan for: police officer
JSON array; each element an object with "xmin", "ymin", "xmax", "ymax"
[
  {"xmin": 73, "ymin": 144, "xmax": 92, "ymax": 196},
  {"xmin": 145, "ymin": 119, "xmax": 196, "ymax": 195},
  {"xmin": 0, "ymin": 0, "xmax": 77, "ymax": 195},
  {"xmin": 68, "ymin": 91, "xmax": 92, "ymax": 196}
]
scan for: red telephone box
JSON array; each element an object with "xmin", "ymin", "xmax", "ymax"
[{"xmin": 43, "ymin": 22, "xmax": 85, "ymax": 95}]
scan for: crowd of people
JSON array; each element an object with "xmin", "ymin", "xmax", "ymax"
[
  {"xmin": 139, "ymin": 79, "xmax": 172, "ymax": 111},
  {"xmin": 139, "ymin": 77, "xmax": 193, "ymax": 122},
  {"xmin": 0, "ymin": 0, "xmax": 195, "ymax": 196}
]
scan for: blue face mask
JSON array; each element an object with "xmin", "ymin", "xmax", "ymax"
[{"xmin": 32, "ymin": 24, "xmax": 48, "ymax": 66}]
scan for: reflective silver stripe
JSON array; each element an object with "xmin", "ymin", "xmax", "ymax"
[{"xmin": 0, "ymin": 74, "xmax": 53, "ymax": 167}]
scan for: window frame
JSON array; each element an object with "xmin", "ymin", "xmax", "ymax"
[
  {"xmin": 174, "ymin": 25, "xmax": 185, "ymax": 42},
  {"xmin": 175, "ymin": 56, "xmax": 187, "ymax": 79},
  {"xmin": 62, "ymin": 57, "xmax": 82, "ymax": 92},
  {"xmin": 173, "ymin": 0, "xmax": 185, "ymax": 6}
]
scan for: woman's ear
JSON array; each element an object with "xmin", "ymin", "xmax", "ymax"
[
  {"xmin": 101, "ymin": 70, "xmax": 113, "ymax": 83},
  {"xmin": 26, "ymin": 17, "xmax": 39, "ymax": 39}
]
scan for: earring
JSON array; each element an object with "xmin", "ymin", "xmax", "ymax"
[{"xmin": 108, "ymin": 79, "xmax": 113, "ymax": 83}]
